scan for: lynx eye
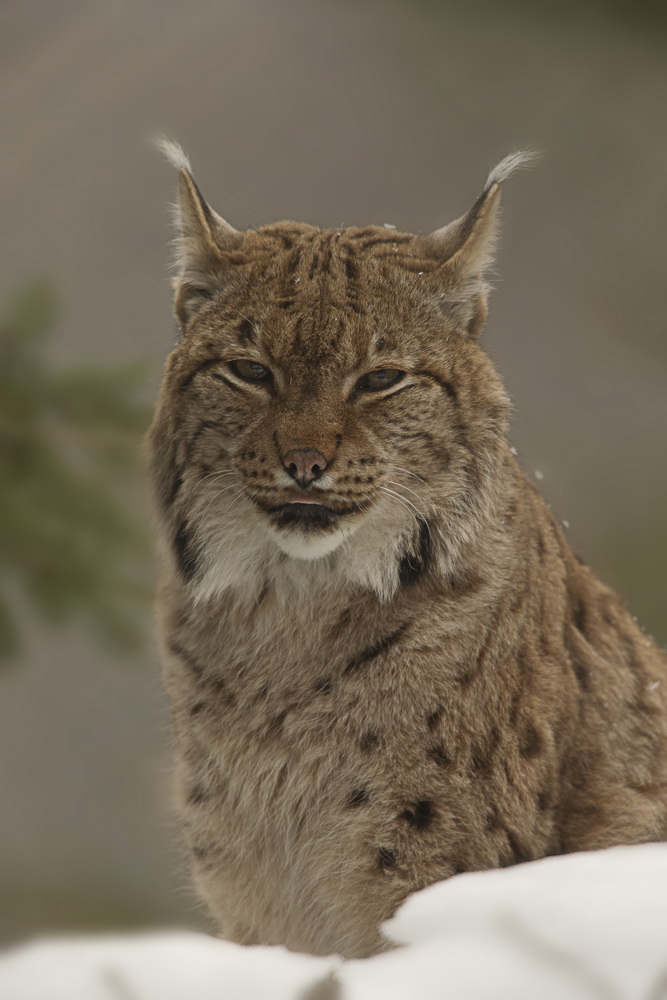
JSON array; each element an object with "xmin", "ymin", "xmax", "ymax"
[
  {"xmin": 229, "ymin": 359, "xmax": 272, "ymax": 384},
  {"xmin": 355, "ymin": 369, "xmax": 405, "ymax": 393}
]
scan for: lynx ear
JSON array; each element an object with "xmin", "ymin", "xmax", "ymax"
[
  {"xmin": 156, "ymin": 138, "xmax": 242, "ymax": 329},
  {"xmin": 424, "ymin": 151, "xmax": 535, "ymax": 338}
]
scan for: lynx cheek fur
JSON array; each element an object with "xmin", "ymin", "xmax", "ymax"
[{"xmin": 148, "ymin": 141, "xmax": 667, "ymax": 959}]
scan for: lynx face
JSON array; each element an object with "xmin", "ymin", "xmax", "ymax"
[{"xmin": 149, "ymin": 145, "xmax": 524, "ymax": 602}]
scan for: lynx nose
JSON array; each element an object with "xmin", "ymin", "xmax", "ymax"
[{"xmin": 282, "ymin": 448, "xmax": 328, "ymax": 488}]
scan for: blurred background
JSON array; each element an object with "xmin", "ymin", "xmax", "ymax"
[{"xmin": 0, "ymin": 0, "xmax": 665, "ymax": 943}]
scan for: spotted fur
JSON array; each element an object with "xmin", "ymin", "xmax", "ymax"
[{"xmin": 148, "ymin": 146, "xmax": 667, "ymax": 958}]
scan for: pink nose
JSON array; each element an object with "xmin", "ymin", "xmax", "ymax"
[{"xmin": 282, "ymin": 448, "xmax": 328, "ymax": 488}]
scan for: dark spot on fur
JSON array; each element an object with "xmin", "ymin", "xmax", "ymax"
[
  {"xmin": 401, "ymin": 799, "xmax": 435, "ymax": 830},
  {"xmin": 192, "ymin": 845, "xmax": 209, "ymax": 859},
  {"xmin": 237, "ymin": 318, "xmax": 255, "ymax": 343},
  {"xmin": 314, "ymin": 676, "xmax": 333, "ymax": 695},
  {"xmin": 347, "ymin": 788, "xmax": 370, "ymax": 807},
  {"xmin": 571, "ymin": 654, "xmax": 590, "ymax": 691},
  {"xmin": 426, "ymin": 706, "xmax": 444, "ymax": 731},
  {"xmin": 568, "ymin": 749, "xmax": 595, "ymax": 791},
  {"xmin": 308, "ymin": 252, "xmax": 320, "ymax": 278},
  {"xmin": 253, "ymin": 683, "xmax": 270, "ymax": 702},
  {"xmin": 376, "ymin": 847, "xmax": 397, "ymax": 871},
  {"xmin": 457, "ymin": 624, "xmax": 496, "ymax": 686},
  {"xmin": 506, "ymin": 830, "xmax": 530, "ymax": 864},
  {"xmin": 398, "ymin": 520, "xmax": 434, "ymax": 587},
  {"xmin": 255, "ymin": 579, "xmax": 271, "ymax": 608},
  {"xmin": 168, "ymin": 641, "xmax": 204, "ymax": 679},
  {"xmin": 508, "ymin": 690, "xmax": 521, "ymax": 726},
  {"xmin": 188, "ymin": 784, "xmax": 210, "ymax": 805},
  {"xmin": 165, "ymin": 471, "xmax": 184, "ymax": 508},
  {"xmin": 189, "ymin": 701, "xmax": 206, "ymax": 716},
  {"xmin": 573, "ymin": 598, "xmax": 587, "ymax": 636},
  {"xmin": 485, "ymin": 804, "xmax": 501, "ymax": 831},
  {"xmin": 331, "ymin": 605, "xmax": 352, "ymax": 635},
  {"xmin": 470, "ymin": 741, "xmax": 491, "ymax": 775},
  {"xmin": 427, "ymin": 745, "xmax": 451, "ymax": 767},
  {"xmin": 470, "ymin": 728, "xmax": 500, "ymax": 777},
  {"xmin": 267, "ymin": 707, "xmax": 292, "ymax": 736},
  {"xmin": 519, "ymin": 722, "xmax": 543, "ymax": 758},
  {"xmin": 447, "ymin": 570, "xmax": 485, "ymax": 599},
  {"xmin": 509, "ymin": 588, "xmax": 525, "ymax": 613},
  {"xmin": 360, "ymin": 731, "xmax": 379, "ymax": 751},
  {"xmin": 344, "ymin": 624, "xmax": 407, "ymax": 675},
  {"xmin": 536, "ymin": 790, "xmax": 551, "ymax": 811},
  {"xmin": 455, "ymin": 666, "xmax": 476, "ymax": 688},
  {"xmin": 173, "ymin": 520, "xmax": 200, "ymax": 582},
  {"xmin": 274, "ymin": 764, "xmax": 288, "ymax": 794},
  {"xmin": 536, "ymin": 533, "xmax": 546, "ymax": 559},
  {"xmin": 207, "ymin": 673, "xmax": 227, "ymax": 694}
]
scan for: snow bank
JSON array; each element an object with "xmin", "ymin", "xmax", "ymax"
[
  {"xmin": 0, "ymin": 933, "xmax": 338, "ymax": 1000},
  {"xmin": 343, "ymin": 842, "xmax": 667, "ymax": 1000},
  {"xmin": 2, "ymin": 843, "xmax": 667, "ymax": 1000}
]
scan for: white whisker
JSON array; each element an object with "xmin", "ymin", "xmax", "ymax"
[
  {"xmin": 195, "ymin": 470, "xmax": 237, "ymax": 488},
  {"xmin": 221, "ymin": 489, "xmax": 248, "ymax": 516},
  {"xmin": 385, "ymin": 479, "xmax": 427, "ymax": 508},
  {"xmin": 199, "ymin": 483, "xmax": 245, "ymax": 520},
  {"xmin": 384, "ymin": 463, "xmax": 426, "ymax": 483},
  {"xmin": 379, "ymin": 486, "xmax": 421, "ymax": 521}
]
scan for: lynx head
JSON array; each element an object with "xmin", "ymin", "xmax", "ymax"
[{"xmin": 148, "ymin": 141, "xmax": 531, "ymax": 604}]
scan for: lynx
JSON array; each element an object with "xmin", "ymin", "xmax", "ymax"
[{"xmin": 148, "ymin": 141, "xmax": 667, "ymax": 959}]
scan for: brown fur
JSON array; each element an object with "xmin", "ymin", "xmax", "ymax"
[{"xmin": 148, "ymin": 147, "xmax": 667, "ymax": 958}]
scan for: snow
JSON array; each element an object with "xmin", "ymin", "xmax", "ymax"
[
  {"xmin": 0, "ymin": 933, "xmax": 338, "ymax": 1000},
  {"xmin": 3, "ymin": 844, "xmax": 667, "ymax": 999},
  {"xmin": 351, "ymin": 843, "xmax": 667, "ymax": 1000}
]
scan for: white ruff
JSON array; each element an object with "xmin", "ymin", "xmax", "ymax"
[
  {"xmin": 186, "ymin": 495, "xmax": 417, "ymax": 607},
  {"xmin": 267, "ymin": 523, "xmax": 359, "ymax": 561}
]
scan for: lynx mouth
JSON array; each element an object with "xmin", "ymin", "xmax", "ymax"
[
  {"xmin": 266, "ymin": 502, "xmax": 357, "ymax": 530},
  {"xmin": 262, "ymin": 499, "xmax": 366, "ymax": 561}
]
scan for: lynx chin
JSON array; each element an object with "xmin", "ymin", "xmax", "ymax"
[{"xmin": 148, "ymin": 140, "xmax": 667, "ymax": 959}]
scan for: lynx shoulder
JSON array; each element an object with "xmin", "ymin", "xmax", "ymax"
[{"xmin": 148, "ymin": 141, "xmax": 667, "ymax": 958}]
